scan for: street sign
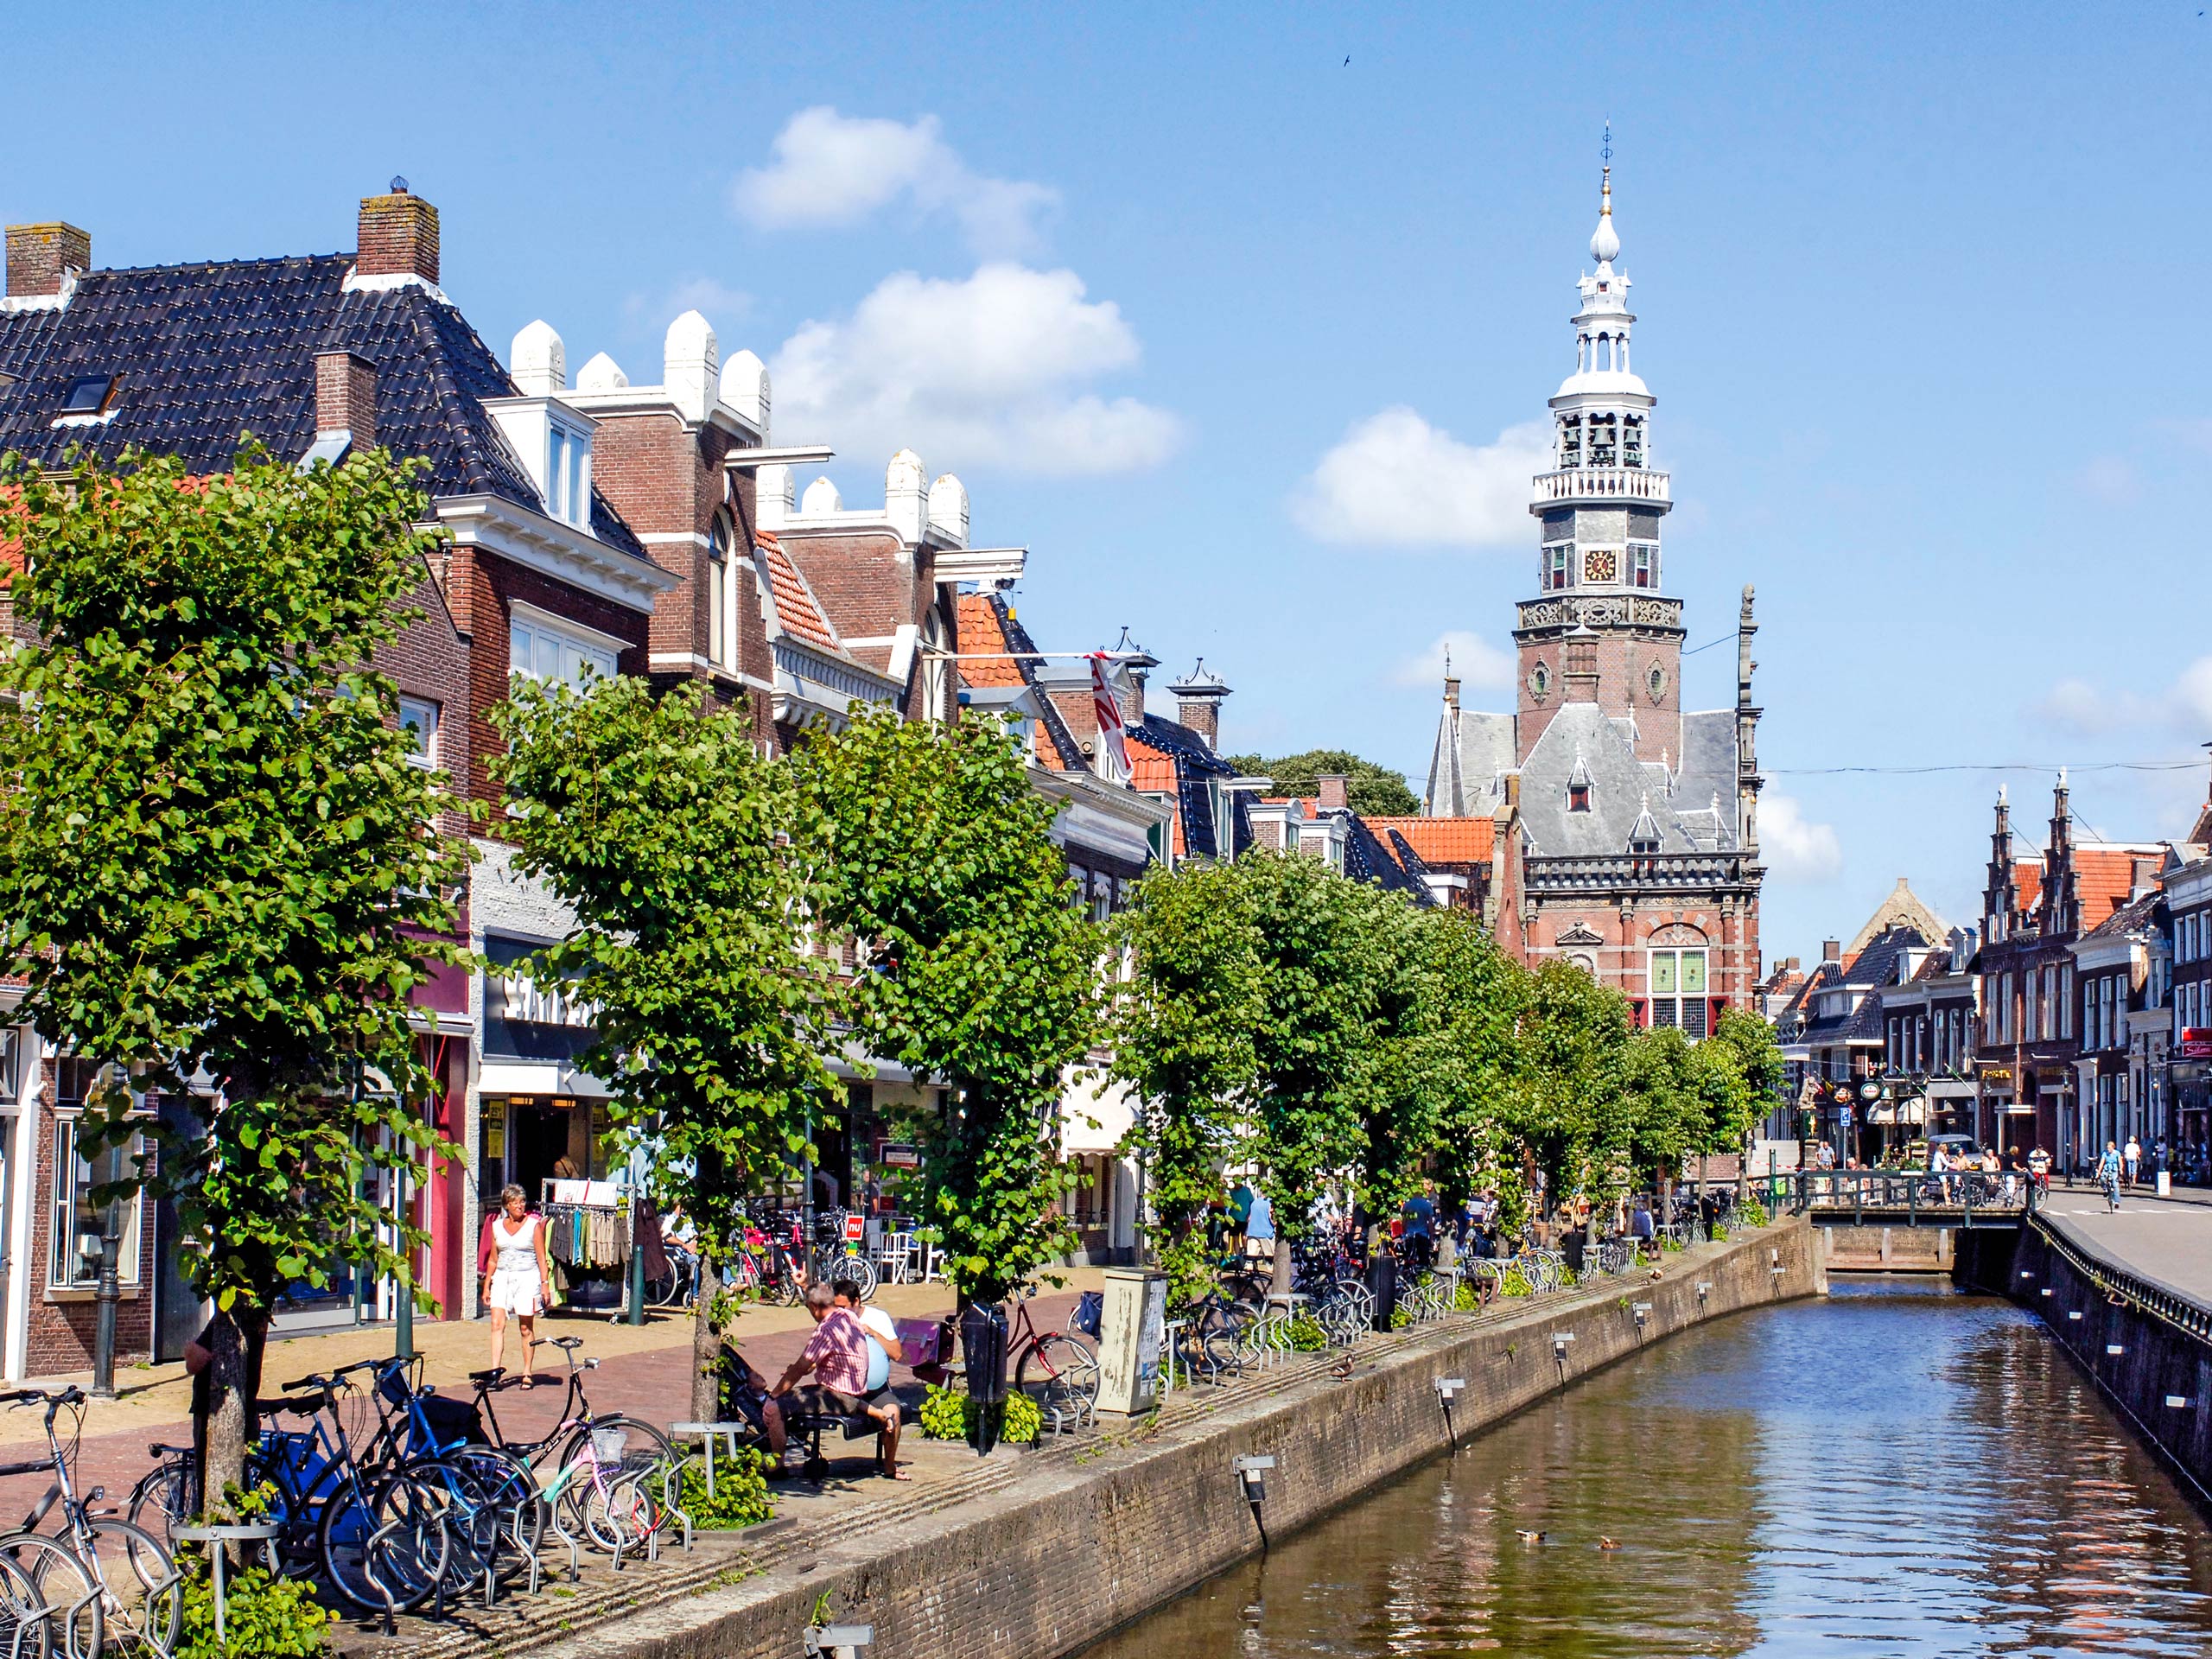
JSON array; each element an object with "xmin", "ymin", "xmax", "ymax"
[
  {"xmin": 1840, "ymin": 1103, "xmax": 1854, "ymax": 1128},
  {"xmin": 881, "ymin": 1142, "xmax": 922, "ymax": 1169},
  {"xmin": 844, "ymin": 1214, "xmax": 866, "ymax": 1243}
]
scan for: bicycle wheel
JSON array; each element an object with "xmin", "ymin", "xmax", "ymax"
[
  {"xmin": 0, "ymin": 1550, "xmax": 52, "ymax": 1659},
  {"xmin": 1015, "ymin": 1333, "xmax": 1101, "ymax": 1413},
  {"xmin": 556, "ymin": 1417, "xmax": 679, "ymax": 1536},
  {"xmin": 79, "ymin": 1519, "xmax": 181, "ymax": 1659},
  {"xmin": 399, "ymin": 1455, "xmax": 499, "ymax": 1595},
  {"xmin": 0, "ymin": 1531, "xmax": 99, "ymax": 1659},
  {"xmin": 318, "ymin": 1471, "xmax": 449, "ymax": 1615},
  {"xmin": 444, "ymin": 1446, "xmax": 544, "ymax": 1583},
  {"xmin": 844, "ymin": 1254, "xmax": 880, "ymax": 1302},
  {"xmin": 124, "ymin": 1460, "xmax": 192, "ymax": 1554}
]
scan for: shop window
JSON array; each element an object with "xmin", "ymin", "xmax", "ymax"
[{"xmin": 49, "ymin": 1117, "xmax": 143, "ymax": 1290}]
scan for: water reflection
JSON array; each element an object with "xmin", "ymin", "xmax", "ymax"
[{"xmin": 1082, "ymin": 1281, "xmax": 2212, "ymax": 1656}]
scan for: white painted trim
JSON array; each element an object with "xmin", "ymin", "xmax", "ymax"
[
  {"xmin": 0, "ymin": 270, "xmax": 76, "ymax": 315},
  {"xmin": 435, "ymin": 494, "xmax": 674, "ymax": 613},
  {"xmin": 838, "ymin": 634, "xmax": 900, "ymax": 648},
  {"xmin": 506, "ymin": 596, "xmax": 632, "ymax": 658},
  {"xmin": 638, "ymin": 531, "xmax": 712, "ymax": 549},
  {"xmin": 3, "ymin": 1036, "xmax": 41, "ymax": 1382},
  {"xmin": 340, "ymin": 265, "xmax": 453, "ymax": 307}
]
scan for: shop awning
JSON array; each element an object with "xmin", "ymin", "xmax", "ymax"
[{"xmin": 1867, "ymin": 1100, "xmax": 1926, "ymax": 1126}]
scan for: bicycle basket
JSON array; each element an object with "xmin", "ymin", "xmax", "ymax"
[{"xmin": 589, "ymin": 1426, "xmax": 628, "ymax": 1462}]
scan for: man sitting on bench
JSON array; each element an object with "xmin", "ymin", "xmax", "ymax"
[{"xmin": 771, "ymin": 1283, "xmax": 884, "ymax": 1475}]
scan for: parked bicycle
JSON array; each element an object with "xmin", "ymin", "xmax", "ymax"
[
  {"xmin": 0, "ymin": 1384, "xmax": 180, "ymax": 1658},
  {"xmin": 1003, "ymin": 1284, "xmax": 1100, "ymax": 1420}
]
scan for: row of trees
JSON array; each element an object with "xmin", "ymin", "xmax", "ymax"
[
  {"xmin": 0, "ymin": 446, "xmax": 1784, "ymax": 1499},
  {"xmin": 0, "ymin": 449, "xmax": 1099, "ymax": 1493},
  {"xmin": 1109, "ymin": 855, "xmax": 1787, "ymax": 1309}
]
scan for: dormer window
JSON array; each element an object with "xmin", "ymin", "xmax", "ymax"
[
  {"xmin": 1568, "ymin": 783, "xmax": 1591, "ymax": 813},
  {"xmin": 546, "ymin": 418, "xmax": 592, "ymax": 527}
]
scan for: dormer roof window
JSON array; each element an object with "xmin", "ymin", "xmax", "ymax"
[
  {"xmin": 53, "ymin": 372, "xmax": 119, "ymax": 427},
  {"xmin": 545, "ymin": 416, "xmax": 591, "ymax": 528}
]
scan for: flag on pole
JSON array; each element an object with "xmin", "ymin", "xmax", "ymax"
[{"xmin": 1090, "ymin": 652, "xmax": 1131, "ymax": 782}]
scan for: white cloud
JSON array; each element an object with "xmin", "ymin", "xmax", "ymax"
[
  {"xmin": 1292, "ymin": 409, "xmax": 1552, "ymax": 548},
  {"xmin": 1759, "ymin": 794, "xmax": 1844, "ymax": 884},
  {"xmin": 2034, "ymin": 658, "xmax": 2212, "ymax": 737},
  {"xmin": 621, "ymin": 275, "xmax": 752, "ymax": 334},
  {"xmin": 733, "ymin": 106, "xmax": 1058, "ymax": 258},
  {"xmin": 1395, "ymin": 631, "xmax": 1516, "ymax": 690},
  {"xmin": 2076, "ymin": 454, "xmax": 2140, "ymax": 505},
  {"xmin": 769, "ymin": 264, "xmax": 1180, "ymax": 477}
]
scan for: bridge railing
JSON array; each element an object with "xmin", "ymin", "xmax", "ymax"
[{"xmin": 1765, "ymin": 1168, "xmax": 2030, "ymax": 1228}]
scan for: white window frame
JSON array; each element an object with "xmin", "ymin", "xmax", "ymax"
[
  {"xmin": 509, "ymin": 601, "xmax": 623, "ymax": 691},
  {"xmin": 1649, "ymin": 948, "xmax": 1710, "ymax": 1038},
  {"xmin": 397, "ymin": 695, "xmax": 440, "ymax": 768},
  {"xmin": 48, "ymin": 1116, "xmax": 143, "ymax": 1291}
]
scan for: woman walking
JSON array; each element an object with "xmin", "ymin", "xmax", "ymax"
[{"xmin": 480, "ymin": 1184, "xmax": 557, "ymax": 1386}]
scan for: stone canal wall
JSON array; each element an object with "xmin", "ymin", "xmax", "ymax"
[
  {"xmin": 2010, "ymin": 1215, "xmax": 2212, "ymax": 1509},
  {"xmin": 532, "ymin": 1220, "xmax": 1826, "ymax": 1659}
]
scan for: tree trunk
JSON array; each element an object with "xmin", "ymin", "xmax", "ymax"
[
  {"xmin": 198, "ymin": 1305, "xmax": 267, "ymax": 1516},
  {"xmin": 1268, "ymin": 1234, "xmax": 1292, "ymax": 1299},
  {"xmin": 690, "ymin": 1258, "xmax": 725, "ymax": 1424}
]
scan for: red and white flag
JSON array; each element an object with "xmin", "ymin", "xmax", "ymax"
[{"xmin": 1090, "ymin": 652, "xmax": 1131, "ymax": 782}]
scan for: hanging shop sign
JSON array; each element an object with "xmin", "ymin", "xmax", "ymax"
[
  {"xmin": 2180, "ymin": 1029, "xmax": 2212, "ymax": 1061},
  {"xmin": 880, "ymin": 1142, "xmax": 923, "ymax": 1169}
]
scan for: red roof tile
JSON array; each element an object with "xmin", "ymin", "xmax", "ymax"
[
  {"xmin": 2012, "ymin": 858, "xmax": 2044, "ymax": 917},
  {"xmin": 2073, "ymin": 848, "xmax": 2146, "ymax": 925},
  {"xmin": 754, "ymin": 532, "xmax": 838, "ymax": 652},
  {"xmin": 1363, "ymin": 816, "xmax": 1494, "ymax": 866},
  {"xmin": 1126, "ymin": 734, "xmax": 1179, "ymax": 795},
  {"xmin": 953, "ymin": 594, "xmax": 1028, "ymax": 690}
]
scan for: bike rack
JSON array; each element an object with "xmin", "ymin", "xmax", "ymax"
[{"xmin": 173, "ymin": 1522, "xmax": 281, "ymax": 1649}]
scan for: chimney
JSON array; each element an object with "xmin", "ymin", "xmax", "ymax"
[
  {"xmin": 1167, "ymin": 659, "xmax": 1231, "ymax": 753},
  {"xmin": 1787, "ymin": 957, "xmax": 1801, "ymax": 972},
  {"xmin": 1823, "ymin": 939, "xmax": 1841, "ymax": 963},
  {"xmin": 355, "ymin": 181, "xmax": 439, "ymax": 286},
  {"xmin": 1444, "ymin": 674, "xmax": 1460, "ymax": 711},
  {"xmin": 313, "ymin": 352, "xmax": 377, "ymax": 450},
  {"xmin": 1317, "ymin": 773, "xmax": 1350, "ymax": 811},
  {"xmin": 5, "ymin": 222, "xmax": 91, "ymax": 299},
  {"xmin": 1114, "ymin": 629, "xmax": 1159, "ymax": 724}
]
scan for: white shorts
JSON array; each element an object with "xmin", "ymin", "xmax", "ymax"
[{"xmin": 486, "ymin": 1266, "xmax": 544, "ymax": 1316}]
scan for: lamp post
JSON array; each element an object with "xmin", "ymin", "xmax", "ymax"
[{"xmin": 91, "ymin": 1197, "xmax": 121, "ymax": 1398}]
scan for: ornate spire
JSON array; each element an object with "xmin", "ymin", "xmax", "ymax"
[{"xmin": 1591, "ymin": 166, "xmax": 1620, "ymax": 266}]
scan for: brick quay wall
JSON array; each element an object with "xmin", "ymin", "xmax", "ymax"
[
  {"xmin": 518, "ymin": 1220, "xmax": 1826, "ymax": 1659},
  {"xmin": 2006, "ymin": 1216, "xmax": 2212, "ymax": 1510}
]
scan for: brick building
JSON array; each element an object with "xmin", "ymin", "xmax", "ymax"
[
  {"xmin": 0, "ymin": 185, "xmax": 675, "ymax": 1370},
  {"xmin": 1974, "ymin": 778, "xmax": 2166, "ymax": 1173},
  {"xmin": 1421, "ymin": 168, "xmax": 1764, "ymax": 1028}
]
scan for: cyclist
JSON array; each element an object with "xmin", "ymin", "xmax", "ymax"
[
  {"xmin": 2026, "ymin": 1145, "xmax": 2051, "ymax": 1201},
  {"xmin": 2095, "ymin": 1141, "xmax": 2125, "ymax": 1212}
]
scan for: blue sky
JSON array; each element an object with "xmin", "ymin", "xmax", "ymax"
[{"xmin": 7, "ymin": 2, "xmax": 2209, "ymax": 958}]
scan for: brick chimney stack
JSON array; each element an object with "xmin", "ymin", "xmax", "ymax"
[
  {"xmin": 356, "ymin": 181, "xmax": 439, "ymax": 286},
  {"xmin": 1317, "ymin": 773, "xmax": 1351, "ymax": 811},
  {"xmin": 313, "ymin": 352, "xmax": 377, "ymax": 449},
  {"xmin": 5, "ymin": 222, "xmax": 91, "ymax": 299},
  {"xmin": 1167, "ymin": 659, "xmax": 1230, "ymax": 753},
  {"xmin": 1822, "ymin": 939, "xmax": 1841, "ymax": 963}
]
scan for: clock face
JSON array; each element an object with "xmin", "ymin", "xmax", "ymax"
[{"xmin": 1584, "ymin": 548, "xmax": 1618, "ymax": 583}]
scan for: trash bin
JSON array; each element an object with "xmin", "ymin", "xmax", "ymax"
[
  {"xmin": 1562, "ymin": 1231, "xmax": 1586, "ymax": 1277},
  {"xmin": 1365, "ymin": 1254, "xmax": 1399, "ymax": 1332},
  {"xmin": 959, "ymin": 1303, "xmax": 1010, "ymax": 1454}
]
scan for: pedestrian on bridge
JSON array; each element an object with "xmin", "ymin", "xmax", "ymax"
[
  {"xmin": 2124, "ymin": 1135, "xmax": 2141, "ymax": 1188},
  {"xmin": 2027, "ymin": 1146, "xmax": 2051, "ymax": 1200},
  {"xmin": 2096, "ymin": 1141, "xmax": 2125, "ymax": 1213}
]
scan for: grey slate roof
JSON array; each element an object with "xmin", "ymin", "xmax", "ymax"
[{"xmin": 0, "ymin": 254, "xmax": 647, "ymax": 561}]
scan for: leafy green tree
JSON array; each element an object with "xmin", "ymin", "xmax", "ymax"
[
  {"xmin": 0, "ymin": 445, "xmax": 469, "ymax": 1498},
  {"xmin": 1218, "ymin": 748, "xmax": 1420, "ymax": 816},
  {"xmin": 1107, "ymin": 861, "xmax": 1264, "ymax": 1309},
  {"xmin": 1705, "ymin": 1007, "xmax": 1788, "ymax": 1198},
  {"xmin": 1421, "ymin": 911, "xmax": 1532, "ymax": 1235},
  {"xmin": 1622, "ymin": 1024, "xmax": 1707, "ymax": 1185},
  {"xmin": 796, "ymin": 708, "xmax": 1097, "ymax": 1305},
  {"xmin": 1505, "ymin": 960, "xmax": 1637, "ymax": 1227},
  {"xmin": 1355, "ymin": 891, "xmax": 1451, "ymax": 1223},
  {"xmin": 1235, "ymin": 852, "xmax": 1386, "ymax": 1287},
  {"xmin": 492, "ymin": 676, "xmax": 838, "ymax": 1420}
]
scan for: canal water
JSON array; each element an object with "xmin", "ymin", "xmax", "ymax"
[{"xmin": 1084, "ymin": 1281, "xmax": 2212, "ymax": 1656}]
